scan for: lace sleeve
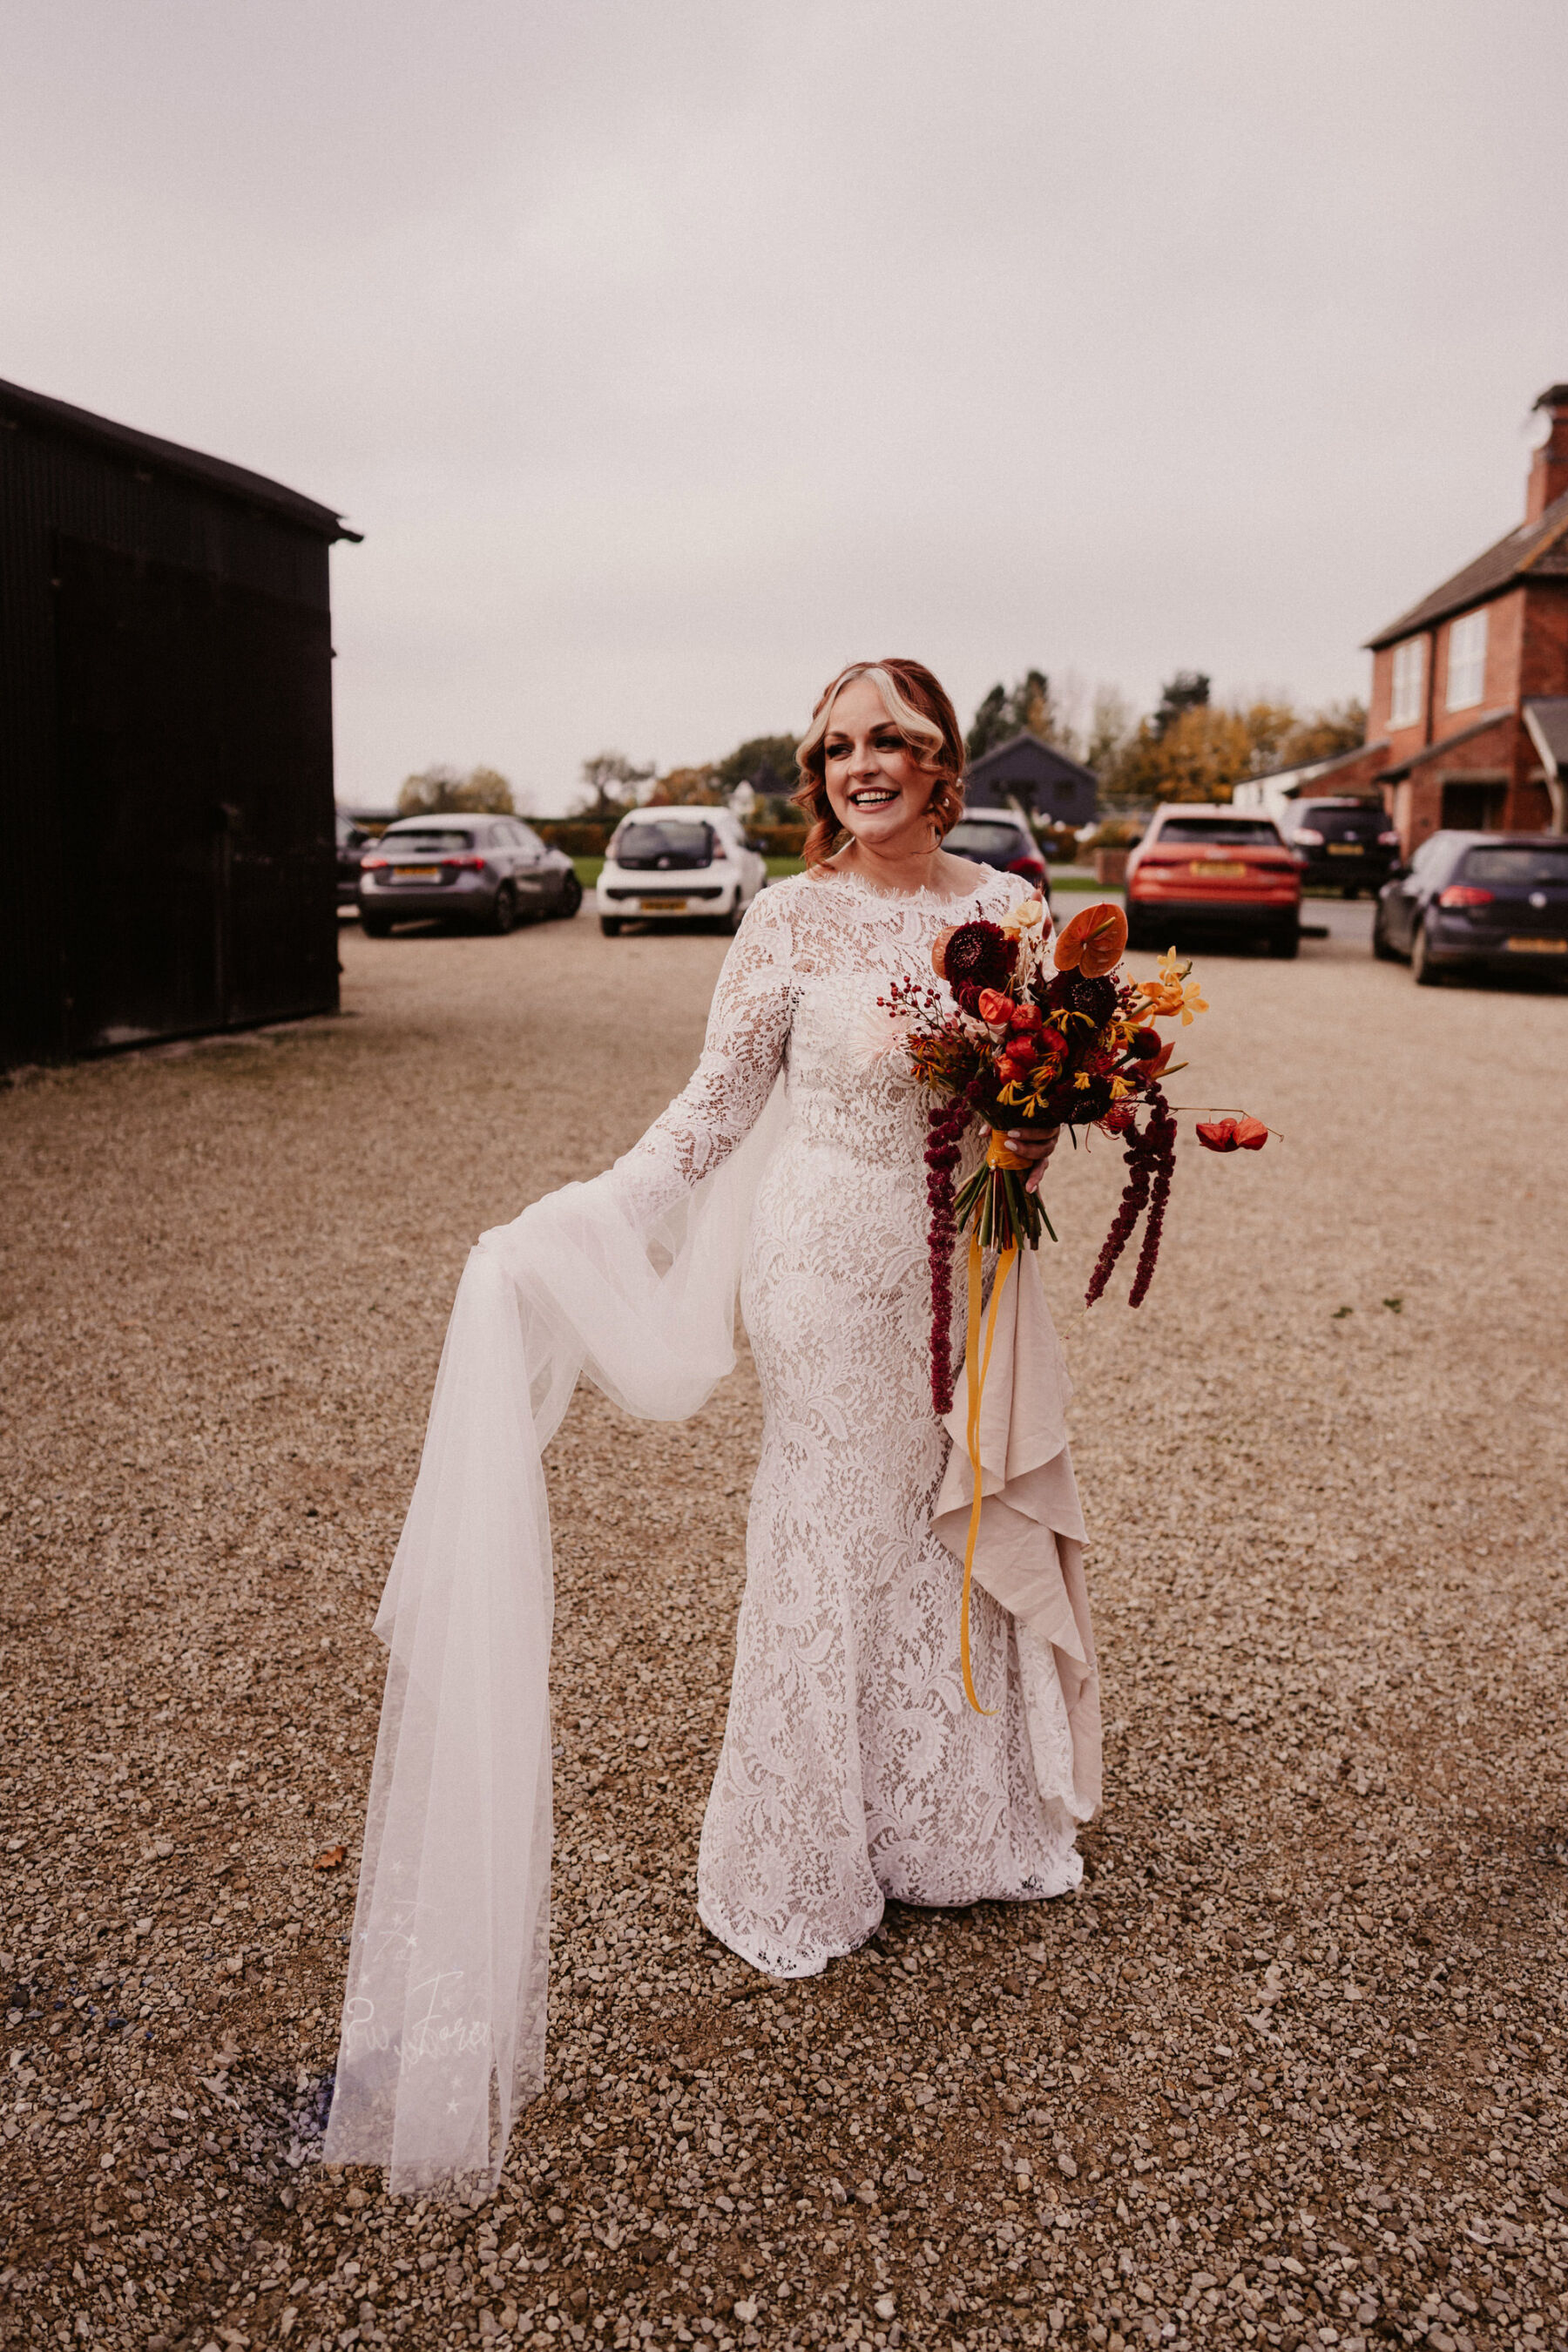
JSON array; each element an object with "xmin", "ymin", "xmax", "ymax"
[{"xmin": 605, "ymin": 888, "xmax": 798, "ymax": 1227}]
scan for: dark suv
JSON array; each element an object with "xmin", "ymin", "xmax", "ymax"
[
  {"xmin": 336, "ymin": 811, "xmax": 369, "ymax": 907},
  {"xmin": 1373, "ymin": 832, "xmax": 1568, "ymax": 984},
  {"xmin": 1285, "ymin": 798, "xmax": 1400, "ymax": 896}
]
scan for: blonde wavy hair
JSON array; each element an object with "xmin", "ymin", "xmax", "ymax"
[{"xmin": 793, "ymin": 659, "xmax": 966, "ymax": 869}]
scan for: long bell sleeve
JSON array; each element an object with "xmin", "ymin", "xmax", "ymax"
[{"xmin": 603, "ymin": 888, "xmax": 799, "ymax": 1230}]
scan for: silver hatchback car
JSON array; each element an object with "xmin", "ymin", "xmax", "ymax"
[{"xmin": 359, "ymin": 816, "xmax": 582, "ymax": 935}]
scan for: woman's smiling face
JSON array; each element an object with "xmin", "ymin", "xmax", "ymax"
[{"xmin": 821, "ymin": 674, "xmax": 941, "ymax": 855}]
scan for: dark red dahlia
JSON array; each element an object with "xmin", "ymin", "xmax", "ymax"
[
  {"xmin": 931, "ymin": 919, "xmax": 1015, "ymax": 997},
  {"xmin": 1047, "ymin": 969, "xmax": 1118, "ymax": 1024}
]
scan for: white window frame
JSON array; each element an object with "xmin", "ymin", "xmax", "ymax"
[
  {"xmin": 1445, "ymin": 609, "xmax": 1488, "ymax": 713},
  {"xmin": 1389, "ymin": 637, "xmax": 1424, "ymax": 730}
]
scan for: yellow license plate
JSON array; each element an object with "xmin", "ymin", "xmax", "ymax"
[
  {"xmin": 1507, "ymin": 936, "xmax": 1566, "ymax": 953},
  {"xmin": 1189, "ymin": 862, "xmax": 1247, "ymax": 879},
  {"xmin": 642, "ymin": 896, "xmax": 686, "ymax": 912},
  {"xmin": 392, "ymin": 865, "xmax": 440, "ymax": 882},
  {"xmin": 1328, "ymin": 843, "xmax": 1363, "ymax": 855}
]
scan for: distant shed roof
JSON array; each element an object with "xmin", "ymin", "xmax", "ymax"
[
  {"xmin": 1365, "ymin": 484, "xmax": 1568, "ymax": 649},
  {"xmin": 0, "ymin": 375, "xmax": 361, "ymax": 542}
]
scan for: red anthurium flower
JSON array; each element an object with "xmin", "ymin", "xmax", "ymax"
[
  {"xmin": 1053, "ymin": 901, "xmax": 1128, "ymax": 977},
  {"xmin": 976, "ymin": 989, "xmax": 1017, "ymax": 1026}
]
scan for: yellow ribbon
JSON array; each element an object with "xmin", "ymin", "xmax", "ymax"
[{"xmin": 959, "ymin": 1226, "xmax": 1017, "ymax": 1715}]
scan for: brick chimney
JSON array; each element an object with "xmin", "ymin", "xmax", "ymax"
[{"xmin": 1526, "ymin": 382, "xmax": 1568, "ymax": 523}]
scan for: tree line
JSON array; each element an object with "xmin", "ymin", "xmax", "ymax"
[{"xmin": 392, "ymin": 668, "xmax": 1367, "ymax": 828}]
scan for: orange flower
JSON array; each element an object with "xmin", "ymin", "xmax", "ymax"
[{"xmin": 1053, "ymin": 901, "xmax": 1128, "ymax": 977}]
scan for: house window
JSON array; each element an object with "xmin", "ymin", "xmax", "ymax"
[
  {"xmin": 1445, "ymin": 609, "xmax": 1488, "ymax": 712},
  {"xmin": 1389, "ymin": 638, "xmax": 1424, "ymax": 730}
]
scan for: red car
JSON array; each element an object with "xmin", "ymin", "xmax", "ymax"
[{"xmin": 1125, "ymin": 806, "xmax": 1302, "ymax": 958}]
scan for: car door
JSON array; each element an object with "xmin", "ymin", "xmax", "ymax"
[{"xmin": 510, "ymin": 821, "xmax": 551, "ymax": 901}]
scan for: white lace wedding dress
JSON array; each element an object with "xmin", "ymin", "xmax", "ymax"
[
  {"xmin": 324, "ymin": 861, "xmax": 1096, "ymax": 2195},
  {"xmin": 604, "ymin": 866, "xmax": 1089, "ymax": 1977}
]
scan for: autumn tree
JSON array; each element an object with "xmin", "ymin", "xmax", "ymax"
[
  {"xmin": 714, "ymin": 734, "xmax": 801, "ymax": 808},
  {"xmin": 966, "ymin": 671, "xmax": 1057, "ymax": 763},
  {"xmin": 1279, "ymin": 700, "xmax": 1369, "ymax": 767},
  {"xmin": 646, "ymin": 764, "xmax": 726, "ymax": 807},
  {"xmin": 574, "ymin": 750, "xmax": 655, "ymax": 822},
  {"xmin": 397, "ymin": 763, "xmax": 517, "ymax": 817}
]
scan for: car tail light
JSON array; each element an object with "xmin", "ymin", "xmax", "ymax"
[
  {"xmin": 1378, "ymin": 831, "xmax": 1400, "ymax": 848},
  {"xmin": 711, "ymin": 841, "xmax": 728, "ymax": 859},
  {"xmin": 1291, "ymin": 828, "xmax": 1325, "ymax": 847},
  {"xmin": 1005, "ymin": 855, "xmax": 1045, "ymax": 879},
  {"xmin": 445, "ymin": 855, "xmax": 488, "ymax": 871},
  {"xmin": 1438, "ymin": 884, "xmax": 1493, "ymax": 909},
  {"xmin": 362, "ymin": 855, "xmax": 388, "ymax": 870}
]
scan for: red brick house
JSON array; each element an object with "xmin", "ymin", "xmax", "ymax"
[{"xmin": 1364, "ymin": 383, "xmax": 1568, "ymax": 851}]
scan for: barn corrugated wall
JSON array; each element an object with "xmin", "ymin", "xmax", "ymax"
[{"xmin": 0, "ymin": 382, "xmax": 348, "ymax": 1063}]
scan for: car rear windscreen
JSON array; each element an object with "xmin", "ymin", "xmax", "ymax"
[
  {"xmin": 615, "ymin": 821, "xmax": 714, "ymax": 863},
  {"xmin": 1294, "ymin": 805, "xmax": 1385, "ymax": 838},
  {"xmin": 386, "ymin": 830, "xmax": 474, "ymax": 852},
  {"xmin": 1459, "ymin": 845, "xmax": 1568, "ymax": 887},
  {"xmin": 946, "ymin": 822, "xmax": 1031, "ymax": 860},
  {"xmin": 1157, "ymin": 818, "xmax": 1282, "ymax": 844}
]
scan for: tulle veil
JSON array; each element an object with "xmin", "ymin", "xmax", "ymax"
[{"xmin": 321, "ymin": 1083, "xmax": 788, "ymax": 2196}]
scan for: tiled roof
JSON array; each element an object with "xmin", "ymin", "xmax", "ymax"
[
  {"xmin": 964, "ymin": 731, "xmax": 1098, "ymax": 788},
  {"xmin": 1380, "ymin": 708, "xmax": 1512, "ymax": 781},
  {"xmin": 1365, "ymin": 487, "xmax": 1568, "ymax": 650}
]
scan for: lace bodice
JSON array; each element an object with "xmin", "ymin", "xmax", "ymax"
[{"xmin": 606, "ymin": 863, "xmax": 1033, "ymax": 1227}]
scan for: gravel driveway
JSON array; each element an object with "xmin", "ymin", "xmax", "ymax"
[{"xmin": 2, "ymin": 906, "xmax": 1565, "ymax": 2352}]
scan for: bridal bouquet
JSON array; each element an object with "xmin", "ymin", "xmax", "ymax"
[{"xmin": 882, "ymin": 895, "xmax": 1266, "ymax": 1415}]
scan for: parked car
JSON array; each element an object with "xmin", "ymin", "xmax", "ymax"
[
  {"xmin": 358, "ymin": 814, "xmax": 582, "ymax": 936},
  {"xmin": 943, "ymin": 809, "xmax": 1049, "ymax": 897},
  {"xmin": 336, "ymin": 810, "xmax": 369, "ymax": 907},
  {"xmin": 1124, "ymin": 806, "xmax": 1302, "ymax": 956},
  {"xmin": 597, "ymin": 807, "xmax": 767, "ymax": 936},
  {"xmin": 1284, "ymin": 797, "xmax": 1402, "ymax": 896},
  {"xmin": 1372, "ymin": 831, "xmax": 1568, "ymax": 985}
]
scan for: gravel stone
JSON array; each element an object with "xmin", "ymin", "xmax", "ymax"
[{"xmin": 1, "ymin": 913, "xmax": 1565, "ymax": 2352}]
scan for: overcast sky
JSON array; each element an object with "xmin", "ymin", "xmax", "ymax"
[{"xmin": 6, "ymin": 1, "xmax": 1567, "ymax": 810}]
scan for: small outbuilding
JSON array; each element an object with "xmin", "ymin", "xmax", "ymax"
[
  {"xmin": 0, "ymin": 376, "xmax": 359, "ymax": 1064},
  {"xmin": 963, "ymin": 731, "xmax": 1098, "ymax": 828}
]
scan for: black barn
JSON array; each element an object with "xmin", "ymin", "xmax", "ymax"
[
  {"xmin": 0, "ymin": 377, "xmax": 359, "ymax": 1064},
  {"xmin": 963, "ymin": 731, "xmax": 1098, "ymax": 828}
]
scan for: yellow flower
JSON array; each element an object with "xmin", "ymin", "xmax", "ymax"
[{"xmin": 1139, "ymin": 948, "xmax": 1208, "ymax": 1025}]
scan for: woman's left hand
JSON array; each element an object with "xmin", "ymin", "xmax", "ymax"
[{"xmin": 1004, "ymin": 1125, "xmax": 1061, "ymax": 1196}]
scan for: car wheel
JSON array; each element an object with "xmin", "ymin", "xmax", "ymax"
[
  {"xmin": 1371, "ymin": 904, "xmax": 1398, "ymax": 962},
  {"xmin": 360, "ymin": 915, "xmax": 393, "ymax": 938},
  {"xmin": 1410, "ymin": 922, "xmax": 1443, "ymax": 986},
  {"xmin": 1124, "ymin": 912, "xmax": 1155, "ymax": 952},
  {"xmin": 1267, "ymin": 927, "xmax": 1300, "ymax": 960},
  {"xmin": 599, "ymin": 916, "xmax": 622, "ymax": 938},
  {"xmin": 713, "ymin": 899, "xmax": 744, "ymax": 935},
  {"xmin": 557, "ymin": 871, "xmax": 583, "ymax": 918},
  {"xmin": 489, "ymin": 885, "xmax": 517, "ymax": 936}
]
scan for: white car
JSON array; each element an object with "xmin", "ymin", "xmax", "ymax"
[{"xmin": 597, "ymin": 807, "xmax": 768, "ymax": 936}]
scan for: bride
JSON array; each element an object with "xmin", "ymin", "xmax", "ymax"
[{"xmin": 325, "ymin": 659, "xmax": 1100, "ymax": 2195}]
